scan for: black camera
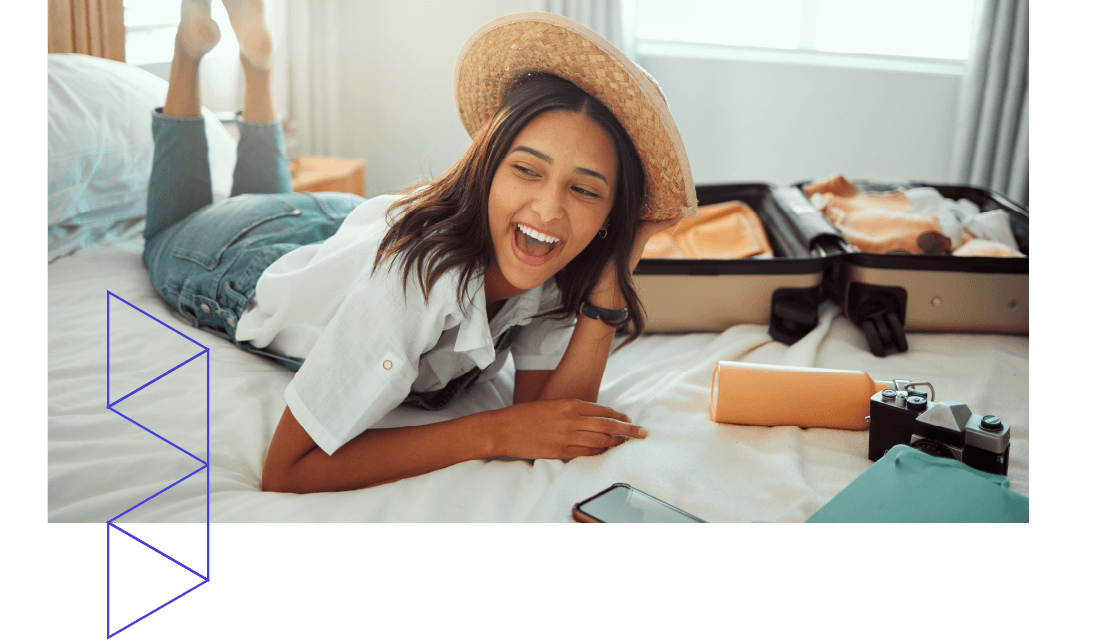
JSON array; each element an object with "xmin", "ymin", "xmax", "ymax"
[{"xmin": 867, "ymin": 387, "xmax": 1010, "ymax": 476}]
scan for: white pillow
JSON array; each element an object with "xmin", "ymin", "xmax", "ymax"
[{"xmin": 48, "ymin": 53, "xmax": 237, "ymax": 235}]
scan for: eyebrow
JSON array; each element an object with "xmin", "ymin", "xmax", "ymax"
[{"xmin": 513, "ymin": 145, "xmax": 609, "ymax": 185}]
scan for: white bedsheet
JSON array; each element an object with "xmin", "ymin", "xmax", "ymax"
[{"xmin": 49, "ymin": 240, "xmax": 1028, "ymax": 523}]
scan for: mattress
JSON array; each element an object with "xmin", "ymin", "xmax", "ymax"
[{"xmin": 48, "ymin": 237, "xmax": 1029, "ymax": 524}]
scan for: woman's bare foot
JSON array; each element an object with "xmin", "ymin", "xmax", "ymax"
[
  {"xmin": 176, "ymin": 0, "xmax": 220, "ymax": 60},
  {"xmin": 222, "ymin": 0, "xmax": 273, "ymax": 71}
]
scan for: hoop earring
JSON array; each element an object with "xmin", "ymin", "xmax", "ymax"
[{"xmin": 598, "ymin": 227, "xmax": 608, "ymax": 239}]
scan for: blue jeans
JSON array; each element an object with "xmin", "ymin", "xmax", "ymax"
[{"xmin": 142, "ymin": 109, "xmax": 365, "ymax": 370}]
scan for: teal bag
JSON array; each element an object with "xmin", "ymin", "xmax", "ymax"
[{"xmin": 807, "ymin": 444, "xmax": 1029, "ymax": 523}]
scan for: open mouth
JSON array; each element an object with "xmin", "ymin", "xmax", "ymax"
[{"xmin": 511, "ymin": 223, "xmax": 562, "ymax": 265}]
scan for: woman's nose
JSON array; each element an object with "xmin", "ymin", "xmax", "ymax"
[{"xmin": 531, "ymin": 183, "xmax": 566, "ymax": 221}]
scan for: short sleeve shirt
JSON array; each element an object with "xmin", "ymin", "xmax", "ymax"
[{"xmin": 235, "ymin": 194, "xmax": 576, "ymax": 455}]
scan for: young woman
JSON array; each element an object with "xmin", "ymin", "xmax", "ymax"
[{"xmin": 145, "ymin": 2, "xmax": 696, "ymax": 493}]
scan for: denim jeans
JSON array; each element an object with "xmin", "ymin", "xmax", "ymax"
[{"xmin": 142, "ymin": 109, "xmax": 365, "ymax": 369}]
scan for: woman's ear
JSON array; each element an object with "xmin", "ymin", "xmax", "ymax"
[{"xmin": 599, "ymin": 214, "xmax": 611, "ymax": 237}]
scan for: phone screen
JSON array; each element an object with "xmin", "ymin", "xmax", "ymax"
[{"xmin": 575, "ymin": 484, "xmax": 705, "ymax": 523}]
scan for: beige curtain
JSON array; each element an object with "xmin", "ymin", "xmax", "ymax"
[{"xmin": 48, "ymin": 0, "xmax": 126, "ymax": 62}]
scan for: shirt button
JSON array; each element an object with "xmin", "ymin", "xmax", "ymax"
[
  {"xmin": 201, "ymin": 303, "xmax": 211, "ymax": 314},
  {"xmin": 382, "ymin": 360, "xmax": 393, "ymax": 370}
]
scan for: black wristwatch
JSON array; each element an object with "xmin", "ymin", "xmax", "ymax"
[{"xmin": 579, "ymin": 300, "xmax": 630, "ymax": 327}]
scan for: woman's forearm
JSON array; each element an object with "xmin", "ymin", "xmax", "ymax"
[
  {"xmin": 275, "ymin": 414, "xmax": 495, "ymax": 495},
  {"xmin": 538, "ymin": 313, "xmax": 618, "ymax": 403},
  {"xmin": 537, "ymin": 270, "xmax": 625, "ymax": 403},
  {"xmin": 538, "ymin": 218, "xmax": 679, "ymax": 402}
]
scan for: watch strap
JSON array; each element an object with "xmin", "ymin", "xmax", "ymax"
[{"xmin": 579, "ymin": 300, "xmax": 630, "ymax": 326}]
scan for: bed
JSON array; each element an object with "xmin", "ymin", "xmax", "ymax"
[{"xmin": 48, "ymin": 53, "xmax": 1029, "ymax": 525}]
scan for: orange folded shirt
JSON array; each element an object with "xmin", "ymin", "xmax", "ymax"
[{"xmin": 642, "ymin": 201, "xmax": 773, "ymax": 259}]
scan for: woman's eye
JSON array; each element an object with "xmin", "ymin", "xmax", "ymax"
[
  {"xmin": 513, "ymin": 164, "xmax": 537, "ymax": 176},
  {"xmin": 573, "ymin": 186, "xmax": 599, "ymax": 198}
]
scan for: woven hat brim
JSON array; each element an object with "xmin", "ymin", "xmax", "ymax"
[{"xmin": 455, "ymin": 12, "xmax": 696, "ymax": 221}]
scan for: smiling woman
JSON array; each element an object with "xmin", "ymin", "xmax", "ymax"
[
  {"xmin": 263, "ymin": 15, "xmax": 693, "ymax": 491},
  {"xmin": 380, "ymin": 73, "xmax": 641, "ymax": 332},
  {"xmin": 132, "ymin": 5, "xmax": 694, "ymax": 493}
]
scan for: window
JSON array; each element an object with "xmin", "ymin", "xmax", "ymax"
[{"xmin": 633, "ymin": 0, "xmax": 976, "ymax": 65}]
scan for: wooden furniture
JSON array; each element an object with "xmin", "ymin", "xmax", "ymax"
[{"xmin": 290, "ymin": 156, "xmax": 367, "ymax": 197}]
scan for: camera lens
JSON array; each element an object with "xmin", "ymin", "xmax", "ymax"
[
  {"xmin": 906, "ymin": 396, "xmax": 928, "ymax": 411},
  {"xmin": 980, "ymin": 415, "xmax": 1003, "ymax": 432}
]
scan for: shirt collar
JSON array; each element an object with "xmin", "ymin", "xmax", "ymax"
[{"xmin": 453, "ymin": 276, "xmax": 548, "ymax": 368}]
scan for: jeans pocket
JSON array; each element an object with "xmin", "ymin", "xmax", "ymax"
[{"xmin": 171, "ymin": 194, "xmax": 302, "ymax": 270}]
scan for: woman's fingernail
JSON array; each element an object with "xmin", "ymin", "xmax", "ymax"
[{"xmin": 638, "ymin": 428, "xmax": 648, "ymax": 438}]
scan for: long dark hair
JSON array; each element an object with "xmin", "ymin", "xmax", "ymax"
[{"xmin": 373, "ymin": 72, "xmax": 648, "ymax": 347}]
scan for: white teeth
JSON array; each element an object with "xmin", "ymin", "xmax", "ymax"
[{"xmin": 517, "ymin": 223, "xmax": 560, "ymax": 244}]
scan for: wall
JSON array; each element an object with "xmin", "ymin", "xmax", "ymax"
[
  {"xmin": 326, "ymin": 2, "xmax": 964, "ymax": 196},
  {"xmin": 321, "ymin": 0, "xmax": 541, "ymax": 196},
  {"xmin": 639, "ymin": 52, "xmax": 963, "ymax": 188}
]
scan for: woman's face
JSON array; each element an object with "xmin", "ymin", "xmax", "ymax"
[{"xmin": 484, "ymin": 109, "xmax": 617, "ymax": 301}]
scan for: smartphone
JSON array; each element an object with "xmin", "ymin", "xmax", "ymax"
[{"xmin": 572, "ymin": 483, "xmax": 706, "ymax": 523}]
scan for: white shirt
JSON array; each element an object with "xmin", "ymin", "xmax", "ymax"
[{"xmin": 235, "ymin": 194, "xmax": 576, "ymax": 455}]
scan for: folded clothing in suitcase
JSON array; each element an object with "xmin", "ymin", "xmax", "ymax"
[
  {"xmin": 802, "ymin": 174, "xmax": 1024, "ymax": 257},
  {"xmin": 642, "ymin": 200, "xmax": 774, "ymax": 260}
]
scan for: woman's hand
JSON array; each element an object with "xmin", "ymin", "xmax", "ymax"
[
  {"xmin": 488, "ymin": 398, "xmax": 647, "ymax": 460},
  {"xmin": 590, "ymin": 216, "xmax": 684, "ymax": 307}
]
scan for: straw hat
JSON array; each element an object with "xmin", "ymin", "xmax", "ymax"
[{"xmin": 454, "ymin": 12, "xmax": 696, "ymax": 221}]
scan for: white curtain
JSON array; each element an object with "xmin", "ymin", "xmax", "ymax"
[
  {"xmin": 283, "ymin": 0, "xmax": 343, "ymax": 159},
  {"xmin": 949, "ymin": 0, "xmax": 1029, "ymax": 205},
  {"xmin": 542, "ymin": 0, "xmax": 632, "ymax": 59}
]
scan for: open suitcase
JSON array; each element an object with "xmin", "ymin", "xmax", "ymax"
[
  {"xmin": 633, "ymin": 183, "xmax": 846, "ymax": 345},
  {"xmin": 791, "ymin": 180, "xmax": 1030, "ymax": 356},
  {"xmin": 633, "ymin": 180, "xmax": 1029, "ymax": 357}
]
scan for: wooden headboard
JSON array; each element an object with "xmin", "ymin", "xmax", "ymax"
[{"xmin": 48, "ymin": 0, "xmax": 125, "ymax": 62}]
